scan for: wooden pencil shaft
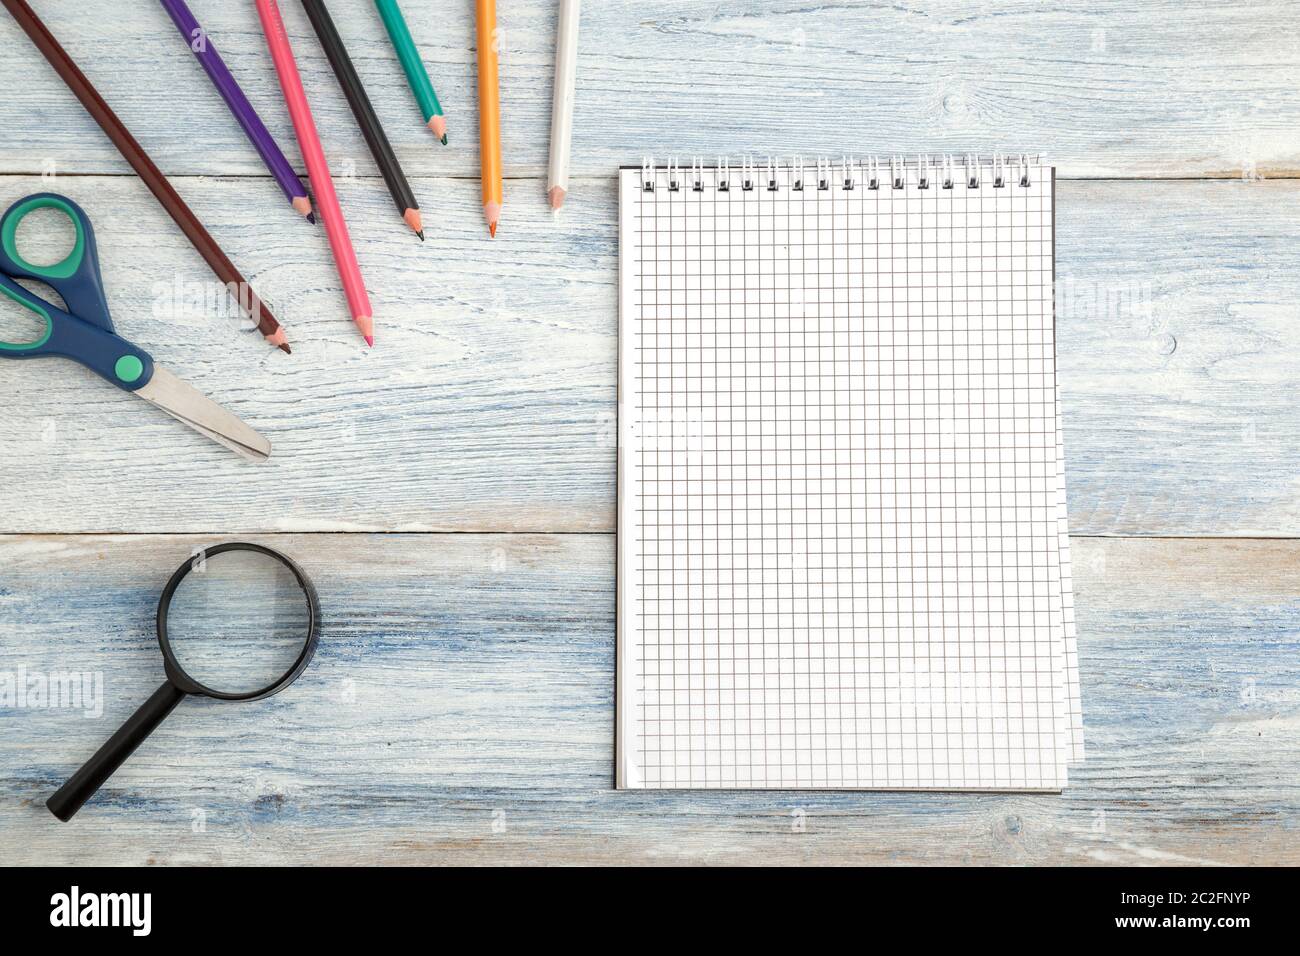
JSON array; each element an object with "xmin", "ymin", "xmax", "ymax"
[
  {"xmin": 475, "ymin": 0, "xmax": 502, "ymax": 208},
  {"xmin": 256, "ymin": 0, "xmax": 372, "ymax": 338},
  {"xmin": 160, "ymin": 0, "xmax": 309, "ymax": 210},
  {"xmin": 548, "ymin": 0, "xmax": 579, "ymax": 193},
  {"xmin": 301, "ymin": 0, "xmax": 418, "ymax": 216},
  {"xmin": 374, "ymin": 0, "xmax": 443, "ymax": 124},
  {"xmin": 1, "ymin": 0, "xmax": 284, "ymax": 342}
]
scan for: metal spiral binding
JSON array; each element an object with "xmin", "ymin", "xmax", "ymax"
[{"xmin": 638, "ymin": 155, "xmax": 1041, "ymax": 192}]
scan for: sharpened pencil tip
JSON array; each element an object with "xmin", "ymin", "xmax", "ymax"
[
  {"xmin": 440, "ymin": 135, "xmax": 448, "ymax": 146},
  {"xmin": 489, "ymin": 222, "xmax": 497, "ymax": 238},
  {"xmin": 428, "ymin": 115, "xmax": 447, "ymax": 142},
  {"xmin": 279, "ymin": 342, "xmax": 292, "ymax": 354},
  {"xmin": 403, "ymin": 207, "xmax": 424, "ymax": 237},
  {"xmin": 354, "ymin": 314, "xmax": 375, "ymax": 346},
  {"xmin": 549, "ymin": 186, "xmax": 567, "ymax": 210},
  {"xmin": 307, "ymin": 213, "xmax": 317, "ymax": 225},
  {"xmin": 293, "ymin": 196, "xmax": 314, "ymax": 219}
]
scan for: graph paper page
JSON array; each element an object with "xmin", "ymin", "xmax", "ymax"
[{"xmin": 618, "ymin": 161, "xmax": 1076, "ymax": 790}]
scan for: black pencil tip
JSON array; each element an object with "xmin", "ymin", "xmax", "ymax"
[{"xmin": 416, "ymin": 230, "xmax": 425, "ymax": 242}]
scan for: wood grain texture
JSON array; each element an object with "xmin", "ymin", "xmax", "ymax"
[
  {"xmin": 0, "ymin": 1, "xmax": 1297, "ymax": 180},
  {"xmin": 0, "ymin": 534, "xmax": 1294, "ymax": 866},
  {"xmin": 1, "ymin": 0, "xmax": 1297, "ymax": 868},
  {"xmin": 1, "ymin": 176, "xmax": 1298, "ymax": 535}
]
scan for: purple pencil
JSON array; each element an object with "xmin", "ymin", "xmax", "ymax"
[{"xmin": 159, "ymin": 0, "xmax": 314, "ymax": 221}]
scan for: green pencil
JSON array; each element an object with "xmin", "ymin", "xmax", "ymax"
[{"xmin": 374, "ymin": 0, "xmax": 447, "ymax": 144}]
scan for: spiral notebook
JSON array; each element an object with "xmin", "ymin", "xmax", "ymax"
[{"xmin": 617, "ymin": 156, "xmax": 1083, "ymax": 790}]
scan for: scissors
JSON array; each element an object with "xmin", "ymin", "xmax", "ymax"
[{"xmin": 0, "ymin": 193, "xmax": 271, "ymax": 462}]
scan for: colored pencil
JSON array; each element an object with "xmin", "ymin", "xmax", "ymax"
[
  {"xmin": 374, "ymin": 0, "xmax": 446, "ymax": 144},
  {"xmin": 475, "ymin": 0, "xmax": 502, "ymax": 237},
  {"xmin": 255, "ymin": 0, "xmax": 373, "ymax": 346},
  {"xmin": 159, "ymin": 0, "xmax": 314, "ymax": 223},
  {"xmin": 1, "ymin": 0, "xmax": 291, "ymax": 353},
  {"xmin": 301, "ymin": 0, "xmax": 423, "ymax": 240},
  {"xmin": 547, "ymin": 0, "xmax": 580, "ymax": 210}
]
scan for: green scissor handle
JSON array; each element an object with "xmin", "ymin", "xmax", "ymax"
[{"xmin": 0, "ymin": 193, "xmax": 153, "ymax": 390}]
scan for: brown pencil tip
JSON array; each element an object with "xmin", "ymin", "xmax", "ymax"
[
  {"xmin": 279, "ymin": 342, "xmax": 292, "ymax": 354},
  {"xmin": 267, "ymin": 327, "xmax": 291, "ymax": 352},
  {"xmin": 549, "ymin": 186, "xmax": 567, "ymax": 210}
]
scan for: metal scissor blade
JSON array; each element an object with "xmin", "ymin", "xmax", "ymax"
[{"xmin": 134, "ymin": 366, "xmax": 271, "ymax": 463}]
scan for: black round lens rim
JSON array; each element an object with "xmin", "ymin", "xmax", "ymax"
[{"xmin": 156, "ymin": 542, "xmax": 321, "ymax": 702}]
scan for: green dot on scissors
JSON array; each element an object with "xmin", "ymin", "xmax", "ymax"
[{"xmin": 114, "ymin": 355, "xmax": 144, "ymax": 383}]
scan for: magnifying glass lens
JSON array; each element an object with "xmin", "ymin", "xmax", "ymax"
[{"xmin": 164, "ymin": 549, "xmax": 313, "ymax": 696}]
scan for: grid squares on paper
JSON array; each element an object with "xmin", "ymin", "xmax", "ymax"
[{"xmin": 620, "ymin": 161, "xmax": 1073, "ymax": 790}]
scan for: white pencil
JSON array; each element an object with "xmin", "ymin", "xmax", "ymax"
[{"xmin": 547, "ymin": 0, "xmax": 580, "ymax": 210}]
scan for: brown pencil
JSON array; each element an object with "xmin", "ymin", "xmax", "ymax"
[{"xmin": 2, "ymin": 0, "xmax": 291, "ymax": 353}]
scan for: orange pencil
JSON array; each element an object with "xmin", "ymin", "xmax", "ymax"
[{"xmin": 475, "ymin": 0, "xmax": 502, "ymax": 237}]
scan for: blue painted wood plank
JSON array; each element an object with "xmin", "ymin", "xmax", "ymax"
[
  {"xmin": 0, "ymin": 1, "xmax": 1296, "ymax": 180},
  {"xmin": 0, "ymin": 177, "xmax": 1297, "ymax": 535},
  {"xmin": 0, "ymin": 534, "xmax": 1295, "ymax": 864}
]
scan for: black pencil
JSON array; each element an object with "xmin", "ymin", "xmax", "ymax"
[{"xmin": 300, "ymin": 0, "xmax": 424, "ymax": 239}]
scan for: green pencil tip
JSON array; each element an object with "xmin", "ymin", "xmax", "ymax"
[{"xmin": 440, "ymin": 134, "xmax": 448, "ymax": 146}]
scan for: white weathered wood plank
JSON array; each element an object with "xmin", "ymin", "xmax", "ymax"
[
  {"xmin": 1, "ymin": 175, "xmax": 1298, "ymax": 535},
  {"xmin": 0, "ymin": 1, "xmax": 1296, "ymax": 180},
  {"xmin": 0, "ymin": 533, "xmax": 1295, "ymax": 865}
]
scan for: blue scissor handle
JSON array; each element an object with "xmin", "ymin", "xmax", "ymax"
[{"xmin": 0, "ymin": 193, "xmax": 153, "ymax": 391}]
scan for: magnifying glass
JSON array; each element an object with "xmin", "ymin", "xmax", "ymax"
[{"xmin": 47, "ymin": 543, "xmax": 320, "ymax": 822}]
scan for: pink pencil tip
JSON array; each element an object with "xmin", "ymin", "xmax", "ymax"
[
  {"xmin": 365, "ymin": 335, "xmax": 374, "ymax": 347},
  {"xmin": 548, "ymin": 186, "xmax": 567, "ymax": 210}
]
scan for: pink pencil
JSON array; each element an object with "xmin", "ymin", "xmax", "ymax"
[{"xmin": 255, "ymin": 0, "xmax": 373, "ymax": 345}]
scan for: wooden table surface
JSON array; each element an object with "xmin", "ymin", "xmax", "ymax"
[{"xmin": 1, "ymin": 0, "xmax": 1296, "ymax": 865}]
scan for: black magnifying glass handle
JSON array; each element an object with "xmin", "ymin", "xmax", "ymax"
[{"xmin": 47, "ymin": 681, "xmax": 186, "ymax": 822}]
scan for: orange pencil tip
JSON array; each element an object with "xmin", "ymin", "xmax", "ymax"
[{"xmin": 484, "ymin": 201, "xmax": 501, "ymax": 238}]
